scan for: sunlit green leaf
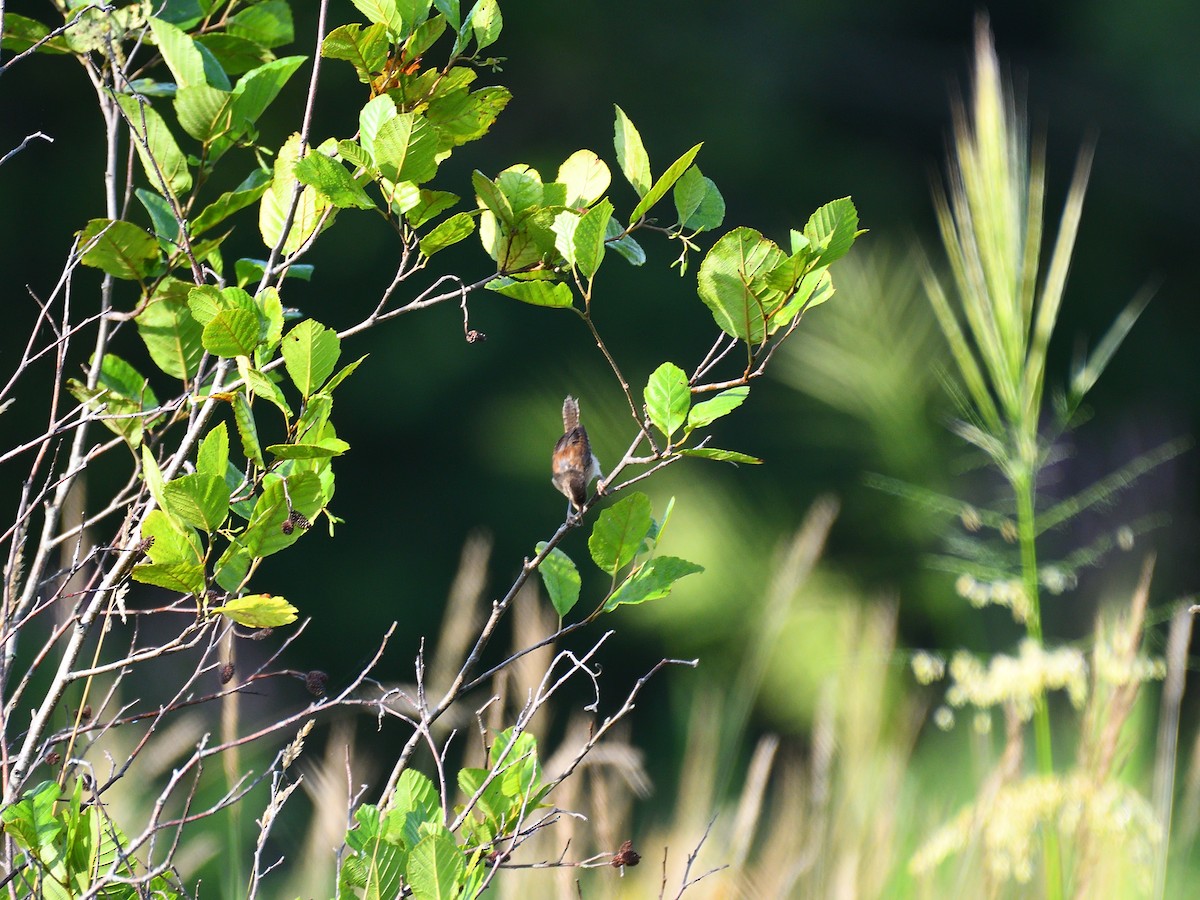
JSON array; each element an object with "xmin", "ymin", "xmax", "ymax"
[
  {"xmin": 613, "ymin": 105, "xmax": 651, "ymax": 198},
  {"xmin": 281, "ymin": 319, "xmax": 341, "ymax": 398},
  {"xmin": 673, "ymin": 165, "xmax": 725, "ymax": 232},
  {"xmin": 295, "ymin": 151, "xmax": 375, "ymax": 209},
  {"xmin": 557, "ymin": 149, "xmax": 611, "ymax": 209},
  {"xmin": 163, "ymin": 473, "xmax": 228, "ymax": 532},
  {"xmin": 680, "ymin": 447, "xmax": 762, "ymax": 464},
  {"xmin": 589, "ymin": 492, "xmax": 653, "ymax": 576},
  {"xmin": 644, "ymin": 362, "xmax": 690, "ymax": 441},
  {"xmin": 803, "ymin": 196, "xmax": 861, "ymax": 266},
  {"xmin": 574, "ymin": 198, "xmax": 611, "ymax": 279},
  {"xmin": 213, "ymin": 593, "xmax": 298, "ymax": 627},
  {"xmin": 629, "ymin": 142, "xmax": 701, "ymax": 225},
  {"xmin": 686, "ymin": 386, "xmax": 748, "ymax": 431},
  {"xmin": 485, "ymin": 276, "xmax": 573, "ymax": 308},
  {"xmin": 419, "ymin": 211, "xmax": 475, "ymax": 256},
  {"xmin": 604, "ymin": 556, "xmax": 704, "ymax": 611},
  {"xmin": 535, "ymin": 543, "xmax": 581, "ymax": 618}
]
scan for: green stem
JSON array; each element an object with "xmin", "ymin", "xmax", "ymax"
[{"xmin": 1015, "ymin": 469, "xmax": 1063, "ymax": 900}]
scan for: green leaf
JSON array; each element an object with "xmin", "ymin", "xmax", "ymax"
[
  {"xmin": 613, "ymin": 105, "xmax": 651, "ymax": 197},
  {"xmin": 321, "ymin": 22, "xmax": 389, "ymax": 83},
  {"xmin": 282, "ymin": 320, "xmax": 341, "ymax": 398},
  {"xmin": 136, "ymin": 188, "xmax": 180, "ymax": 249},
  {"xmin": 557, "ymin": 149, "xmax": 611, "ymax": 209},
  {"xmin": 148, "ymin": 17, "xmax": 206, "ymax": 88},
  {"xmin": 468, "ymin": 0, "xmax": 502, "ymax": 50},
  {"xmin": 137, "ymin": 278, "xmax": 204, "ymax": 380},
  {"xmin": 604, "ymin": 556, "xmax": 704, "ymax": 611},
  {"xmin": 175, "ymin": 84, "xmax": 234, "ymax": 143},
  {"xmin": 803, "ymin": 197, "xmax": 860, "ymax": 265},
  {"xmin": 214, "ymin": 541, "xmax": 251, "ymax": 592},
  {"xmin": 142, "ymin": 445, "xmax": 168, "ymax": 512},
  {"xmin": 197, "ymin": 421, "xmax": 229, "ymax": 479},
  {"xmin": 552, "ymin": 210, "xmax": 580, "ymax": 266},
  {"xmin": 323, "ymin": 355, "xmax": 369, "ymax": 394},
  {"xmin": 680, "ymin": 447, "xmax": 762, "ymax": 464},
  {"xmin": 202, "ymin": 307, "xmax": 260, "ymax": 357},
  {"xmin": 1, "ymin": 14, "xmax": 71, "ymax": 54},
  {"xmin": 419, "ymin": 211, "xmax": 475, "ymax": 256},
  {"xmin": 134, "ymin": 508, "xmax": 205, "ymax": 595},
  {"xmin": 265, "ymin": 438, "xmax": 350, "ymax": 459},
  {"xmin": 212, "ymin": 593, "xmax": 298, "ymax": 628},
  {"xmin": 768, "ymin": 266, "xmax": 834, "ymax": 329},
  {"xmin": 235, "ymin": 258, "xmax": 314, "ymax": 288},
  {"xmin": 295, "ymin": 151, "xmax": 376, "ymax": 209},
  {"xmin": 243, "ymin": 472, "xmax": 323, "ymax": 557},
  {"xmin": 186, "ymin": 284, "xmax": 223, "ymax": 325},
  {"xmin": 686, "ymin": 386, "xmax": 747, "ymax": 431},
  {"xmin": 192, "ymin": 168, "xmax": 271, "ymax": 236},
  {"xmin": 673, "ymin": 165, "xmax": 725, "ymax": 232},
  {"xmin": 78, "ymin": 219, "xmax": 161, "ymax": 280},
  {"xmin": 696, "ymin": 227, "xmax": 789, "ymax": 343},
  {"xmin": 629, "ymin": 142, "xmax": 702, "ymax": 225},
  {"xmin": 605, "ymin": 215, "xmax": 645, "ymax": 266},
  {"xmin": 472, "ymin": 170, "xmax": 515, "ymax": 227},
  {"xmin": 360, "ymin": 95, "xmax": 397, "ymax": 161},
  {"xmin": 259, "ymin": 133, "xmax": 328, "ymax": 254},
  {"xmin": 426, "ymin": 85, "xmax": 511, "ymax": 151},
  {"xmin": 373, "ymin": 112, "xmax": 439, "ymax": 184},
  {"xmin": 406, "ymin": 190, "xmax": 460, "ymax": 227},
  {"xmin": 337, "ymin": 138, "xmax": 374, "ymax": 173},
  {"xmin": 406, "ymin": 830, "xmax": 464, "ymax": 900},
  {"xmin": 350, "ymin": 0, "xmax": 405, "ymax": 34},
  {"xmin": 241, "ymin": 361, "xmax": 293, "ymax": 418},
  {"xmin": 485, "ymin": 277, "xmax": 573, "ymax": 308},
  {"xmin": 162, "ymin": 473, "xmax": 228, "ymax": 532},
  {"xmin": 535, "ymin": 543, "xmax": 581, "ymax": 618},
  {"xmin": 117, "ymin": 94, "xmax": 192, "ymax": 196},
  {"xmin": 644, "ymin": 362, "xmax": 690, "ymax": 441},
  {"xmin": 392, "ymin": 770, "xmax": 441, "ymax": 839},
  {"xmin": 573, "ymin": 198, "xmax": 611, "ymax": 279},
  {"xmin": 196, "ymin": 33, "xmax": 272, "ymax": 76},
  {"xmin": 589, "ymin": 492, "xmax": 653, "ymax": 576},
  {"xmin": 230, "ymin": 56, "xmax": 307, "ymax": 132},
  {"xmin": 233, "ymin": 392, "xmax": 264, "ymax": 468},
  {"xmin": 227, "ymin": 0, "xmax": 293, "ymax": 48}
]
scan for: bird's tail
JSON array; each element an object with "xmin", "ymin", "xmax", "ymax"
[{"xmin": 562, "ymin": 395, "xmax": 580, "ymax": 432}]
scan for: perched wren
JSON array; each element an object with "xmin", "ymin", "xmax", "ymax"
[{"xmin": 552, "ymin": 395, "xmax": 602, "ymax": 516}]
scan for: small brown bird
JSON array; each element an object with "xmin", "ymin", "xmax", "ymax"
[{"xmin": 552, "ymin": 395, "xmax": 602, "ymax": 517}]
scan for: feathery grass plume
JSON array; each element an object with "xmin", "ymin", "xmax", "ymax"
[{"xmin": 910, "ymin": 15, "xmax": 1181, "ymax": 897}]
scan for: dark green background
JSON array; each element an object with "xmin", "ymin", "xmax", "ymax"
[{"xmin": 1, "ymin": 0, "xmax": 1196, "ymax": 800}]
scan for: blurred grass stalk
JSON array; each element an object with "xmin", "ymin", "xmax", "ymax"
[{"xmin": 921, "ymin": 20, "xmax": 1098, "ymax": 897}]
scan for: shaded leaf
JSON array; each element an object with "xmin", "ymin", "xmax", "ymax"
[{"xmin": 78, "ymin": 219, "xmax": 161, "ymax": 280}]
